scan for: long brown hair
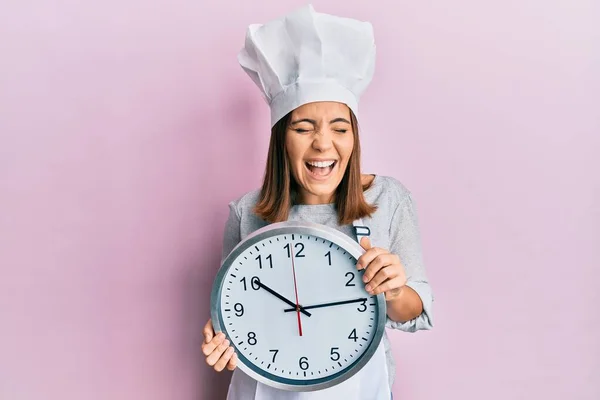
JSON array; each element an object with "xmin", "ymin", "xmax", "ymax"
[{"xmin": 254, "ymin": 108, "xmax": 377, "ymax": 225}]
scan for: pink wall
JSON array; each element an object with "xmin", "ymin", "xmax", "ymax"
[{"xmin": 1, "ymin": 1, "xmax": 598, "ymax": 399}]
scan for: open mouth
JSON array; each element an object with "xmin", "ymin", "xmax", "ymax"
[{"xmin": 305, "ymin": 160, "xmax": 337, "ymax": 179}]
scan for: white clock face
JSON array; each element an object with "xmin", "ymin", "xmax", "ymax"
[{"xmin": 212, "ymin": 223, "xmax": 385, "ymax": 391}]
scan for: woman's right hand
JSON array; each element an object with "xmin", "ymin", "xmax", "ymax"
[{"xmin": 202, "ymin": 318, "xmax": 238, "ymax": 372}]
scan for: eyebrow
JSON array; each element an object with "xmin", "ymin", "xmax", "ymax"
[
  {"xmin": 329, "ymin": 117, "xmax": 351, "ymax": 124},
  {"xmin": 290, "ymin": 117, "xmax": 351, "ymax": 125}
]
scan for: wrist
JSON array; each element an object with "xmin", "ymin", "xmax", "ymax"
[
  {"xmin": 385, "ymin": 284, "xmax": 423, "ymax": 322},
  {"xmin": 385, "ymin": 284, "xmax": 405, "ymax": 302}
]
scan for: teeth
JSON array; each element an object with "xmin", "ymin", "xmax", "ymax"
[{"xmin": 307, "ymin": 160, "xmax": 335, "ymax": 168}]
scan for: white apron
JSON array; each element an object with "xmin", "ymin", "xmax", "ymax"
[{"xmin": 226, "ymin": 219, "xmax": 392, "ymax": 400}]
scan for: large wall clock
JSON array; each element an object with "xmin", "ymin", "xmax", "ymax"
[{"xmin": 211, "ymin": 221, "xmax": 386, "ymax": 391}]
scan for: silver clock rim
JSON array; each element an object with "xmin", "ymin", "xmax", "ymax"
[{"xmin": 210, "ymin": 220, "xmax": 387, "ymax": 392}]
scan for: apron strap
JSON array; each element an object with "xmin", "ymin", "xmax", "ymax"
[{"xmin": 352, "ymin": 218, "xmax": 371, "ymax": 244}]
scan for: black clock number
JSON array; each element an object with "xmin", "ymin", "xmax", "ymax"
[
  {"xmin": 251, "ymin": 276, "xmax": 260, "ymax": 290},
  {"xmin": 269, "ymin": 349, "xmax": 279, "ymax": 362},
  {"xmin": 348, "ymin": 328, "xmax": 358, "ymax": 342},
  {"xmin": 325, "ymin": 251, "xmax": 331, "ymax": 266},
  {"xmin": 299, "ymin": 356, "xmax": 309, "ymax": 370},
  {"xmin": 295, "ymin": 243, "xmax": 305, "ymax": 257},
  {"xmin": 284, "ymin": 243, "xmax": 305, "ymax": 258},
  {"xmin": 357, "ymin": 299, "xmax": 367, "ymax": 312},
  {"xmin": 234, "ymin": 303, "xmax": 244, "ymax": 317},
  {"xmin": 345, "ymin": 272, "xmax": 356, "ymax": 286},
  {"xmin": 247, "ymin": 332, "xmax": 257, "ymax": 345},
  {"xmin": 256, "ymin": 254, "xmax": 273, "ymax": 269},
  {"xmin": 240, "ymin": 276, "xmax": 260, "ymax": 291},
  {"xmin": 330, "ymin": 347, "xmax": 340, "ymax": 361}
]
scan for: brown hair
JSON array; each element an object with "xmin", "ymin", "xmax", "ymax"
[{"xmin": 253, "ymin": 108, "xmax": 377, "ymax": 225}]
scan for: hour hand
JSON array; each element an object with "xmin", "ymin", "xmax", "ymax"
[
  {"xmin": 255, "ymin": 279, "xmax": 312, "ymax": 317},
  {"xmin": 283, "ymin": 297, "xmax": 368, "ymax": 312}
]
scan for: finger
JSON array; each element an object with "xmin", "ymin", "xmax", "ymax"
[
  {"xmin": 359, "ymin": 236, "xmax": 372, "ymax": 251},
  {"xmin": 227, "ymin": 352, "xmax": 238, "ymax": 371},
  {"xmin": 203, "ymin": 319, "xmax": 214, "ymax": 343},
  {"xmin": 214, "ymin": 346, "xmax": 235, "ymax": 372},
  {"xmin": 373, "ymin": 277, "xmax": 406, "ymax": 297},
  {"xmin": 356, "ymin": 247, "xmax": 388, "ymax": 270},
  {"xmin": 363, "ymin": 254, "xmax": 398, "ymax": 285},
  {"xmin": 201, "ymin": 332, "xmax": 225, "ymax": 356},
  {"xmin": 364, "ymin": 255, "xmax": 401, "ymax": 288},
  {"xmin": 367, "ymin": 268, "xmax": 403, "ymax": 294},
  {"xmin": 206, "ymin": 338, "xmax": 231, "ymax": 367}
]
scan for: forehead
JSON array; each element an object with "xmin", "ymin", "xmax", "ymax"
[{"xmin": 291, "ymin": 101, "xmax": 351, "ymax": 120}]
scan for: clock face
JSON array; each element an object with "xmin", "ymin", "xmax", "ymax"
[{"xmin": 211, "ymin": 222, "xmax": 386, "ymax": 392}]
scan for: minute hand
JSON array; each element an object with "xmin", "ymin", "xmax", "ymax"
[
  {"xmin": 283, "ymin": 297, "xmax": 368, "ymax": 312},
  {"xmin": 256, "ymin": 280, "xmax": 312, "ymax": 317}
]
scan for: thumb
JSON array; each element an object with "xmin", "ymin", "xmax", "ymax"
[
  {"xmin": 360, "ymin": 236, "xmax": 372, "ymax": 251},
  {"xmin": 203, "ymin": 318, "xmax": 214, "ymax": 343}
]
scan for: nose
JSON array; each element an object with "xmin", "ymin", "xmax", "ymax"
[{"xmin": 311, "ymin": 129, "xmax": 333, "ymax": 152}]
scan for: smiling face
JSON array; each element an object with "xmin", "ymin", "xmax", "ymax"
[{"xmin": 285, "ymin": 101, "xmax": 355, "ymax": 205}]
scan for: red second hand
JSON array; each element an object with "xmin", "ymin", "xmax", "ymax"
[{"xmin": 290, "ymin": 242, "xmax": 303, "ymax": 336}]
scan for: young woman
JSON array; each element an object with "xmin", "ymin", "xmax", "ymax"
[{"xmin": 202, "ymin": 5, "xmax": 433, "ymax": 399}]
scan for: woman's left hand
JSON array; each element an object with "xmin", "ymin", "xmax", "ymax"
[{"xmin": 356, "ymin": 237, "xmax": 407, "ymax": 300}]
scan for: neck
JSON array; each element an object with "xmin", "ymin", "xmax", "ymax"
[{"xmin": 297, "ymin": 191, "xmax": 335, "ymax": 205}]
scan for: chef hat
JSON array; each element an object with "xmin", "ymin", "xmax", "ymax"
[{"xmin": 238, "ymin": 4, "xmax": 376, "ymax": 127}]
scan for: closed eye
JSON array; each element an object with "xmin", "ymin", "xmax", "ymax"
[{"xmin": 293, "ymin": 128, "xmax": 346, "ymax": 133}]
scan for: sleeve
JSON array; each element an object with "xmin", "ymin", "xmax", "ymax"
[
  {"xmin": 221, "ymin": 201, "xmax": 242, "ymax": 263},
  {"xmin": 385, "ymin": 192, "xmax": 434, "ymax": 332}
]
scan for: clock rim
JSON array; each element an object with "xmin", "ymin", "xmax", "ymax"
[{"xmin": 210, "ymin": 220, "xmax": 387, "ymax": 392}]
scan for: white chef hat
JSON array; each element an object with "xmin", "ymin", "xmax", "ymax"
[{"xmin": 238, "ymin": 4, "xmax": 376, "ymax": 127}]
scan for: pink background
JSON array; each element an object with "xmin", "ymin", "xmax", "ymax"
[{"xmin": 1, "ymin": 1, "xmax": 598, "ymax": 399}]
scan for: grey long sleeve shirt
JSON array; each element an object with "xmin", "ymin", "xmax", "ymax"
[{"xmin": 220, "ymin": 175, "xmax": 434, "ymax": 389}]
